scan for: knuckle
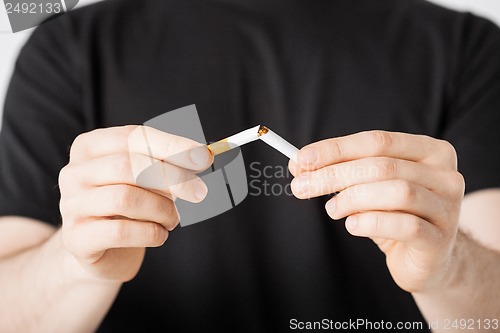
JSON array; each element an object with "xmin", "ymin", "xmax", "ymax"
[
  {"xmin": 167, "ymin": 168, "xmax": 189, "ymax": 194},
  {"xmin": 59, "ymin": 197, "xmax": 82, "ymax": 222},
  {"xmin": 448, "ymin": 171, "xmax": 465, "ymax": 195},
  {"xmin": 59, "ymin": 197, "xmax": 71, "ymax": 218},
  {"xmin": 58, "ymin": 165, "xmax": 73, "ymax": 188},
  {"xmin": 70, "ymin": 133, "xmax": 86, "ymax": 154},
  {"xmin": 328, "ymin": 139, "xmax": 343, "ymax": 160},
  {"xmin": 122, "ymin": 124, "xmax": 139, "ymax": 134},
  {"xmin": 121, "ymin": 125, "xmax": 140, "ymax": 142},
  {"xmin": 374, "ymin": 158, "xmax": 397, "ymax": 179},
  {"xmin": 163, "ymin": 197, "xmax": 175, "ymax": 214},
  {"xmin": 109, "ymin": 222, "xmax": 128, "ymax": 243},
  {"xmin": 151, "ymin": 197, "xmax": 177, "ymax": 228},
  {"xmin": 115, "ymin": 153, "xmax": 133, "ymax": 179},
  {"xmin": 70, "ymin": 128, "xmax": 112, "ymax": 161},
  {"xmin": 147, "ymin": 223, "xmax": 167, "ymax": 246},
  {"xmin": 439, "ymin": 140, "xmax": 458, "ymax": 167},
  {"xmin": 163, "ymin": 200, "xmax": 177, "ymax": 224},
  {"xmin": 111, "ymin": 186, "xmax": 135, "ymax": 211},
  {"xmin": 394, "ymin": 180, "xmax": 416, "ymax": 204},
  {"xmin": 370, "ymin": 130, "xmax": 393, "ymax": 155},
  {"xmin": 372, "ymin": 213, "xmax": 383, "ymax": 233},
  {"xmin": 162, "ymin": 138, "xmax": 173, "ymax": 160},
  {"xmin": 338, "ymin": 189, "xmax": 352, "ymax": 208},
  {"xmin": 169, "ymin": 166, "xmax": 184, "ymax": 187},
  {"xmin": 440, "ymin": 140, "xmax": 457, "ymax": 156},
  {"xmin": 404, "ymin": 215, "xmax": 424, "ymax": 238},
  {"xmin": 161, "ymin": 136, "xmax": 184, "ymax": 161}
]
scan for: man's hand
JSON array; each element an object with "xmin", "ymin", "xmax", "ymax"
[
  {"xmin": 59, "ymin": 125, "xmax": 212, "ymax": 282},
  {"xmin": 289, "ymin": 130, "xmax": 465, "ymax": 293}
]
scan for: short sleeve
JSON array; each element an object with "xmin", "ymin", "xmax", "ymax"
[
  {"xmin": 443, "ymin": 14, "xmax": 500, "ymax": 194},
  {"xmin": 0, "ymin": 17, "xmax": 84, "ymax": 226}
]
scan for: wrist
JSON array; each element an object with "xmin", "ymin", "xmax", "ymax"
[
  {"xmin": 43, "ymin": 229, "xmax": 122, "ymax": 288},
  {"xmin": 414, "ymin": 230, "xmax": 464, "ymax": 297}
]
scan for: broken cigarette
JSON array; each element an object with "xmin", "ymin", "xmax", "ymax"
[{"xmin": 207, "ymin": 125, "xmax": 299, "ymax": 162}]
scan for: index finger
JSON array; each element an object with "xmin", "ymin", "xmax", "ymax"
[
  {"xmin": 296, "ymin": 130, "xmax": 457, "ymax": 171},
  {"xmin": 70, "ymin": 125, "xmax": 213, "ymax": 171}
]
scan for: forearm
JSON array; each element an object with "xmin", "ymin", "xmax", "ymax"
[
  {"xmin": 0, "ymin": 229, "xmax": 121, "ymax": 333},
  {"xmin": 413, "ymin": 230, "xmax": 500, "ymax": 332}
]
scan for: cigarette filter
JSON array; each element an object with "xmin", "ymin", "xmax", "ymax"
[
  {"xmin": 207, "ymin": 125, "xmax": 261, "ymax": 155},
  {"xmin": 207, "ymin": 125, "xmax": 299, "ymax": 162}
]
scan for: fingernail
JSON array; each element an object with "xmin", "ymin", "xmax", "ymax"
[
  {"xmin": 190, "ymin": 146, "xmax": 211, "ymax": 167},
  {"xmin": 194, "ymin": 180, "xmax": 208, "ymax": 201},
  {"xmin": 292, "ymin": 176, "xmax": 309, "ymax": 196},
  {"xmin": 299, "ymin": 147, "xmax": 318, "ymax": 165},
  {"xmin": 346, "ymin": 216, "xmax": 358, "ymax": 230},
  {"xmin": 325, "ymin": 198, "xmax": 336, "ymax": 213}
]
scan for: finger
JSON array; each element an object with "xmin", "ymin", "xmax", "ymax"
[
  {"xmin": 62, "ymin": 185, "xmax": 181, "ymax": 230},
  {"xmin": 65, "ymin": 219, "xmax": 169, "ymax": 263},
  {"xmin": 60, "ymin": 153, "xmax": 205, "ymax": 200},
  {"xmin": 288, "ymin": 159, "xmax": 300, "ymax": 177},
  {"xmin": 70, "ymin": 125, "xmax": 213, "ymax": 171},
  {"xmin": 133, "ymin": 158, "xmax": 208, "ymax": 202},
  {"xmin": 291, "ymin": 157, "xmax": 458, "ymax": 199},
  {"xmin": 343, "ymin": 212, "xmax": 440, "ymax": 251},
  {"xmin": 297, "ymin": 130, "xmax": 457, "ymax": 171},
  {"xmin": 60, "ymin": 153, "xmax": 139, "ymax": 194},
  {"xmin": 324, "ymin": 180, "xmax": 448, "ymax": 224}
]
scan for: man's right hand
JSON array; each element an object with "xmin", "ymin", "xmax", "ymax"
[{"xmin": 58, "ymin": 125, "xmax": 212, "ymax": 282}]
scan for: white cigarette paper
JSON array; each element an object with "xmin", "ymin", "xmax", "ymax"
[
  {"xmin": 207, "ymin": 125, "xmax": 299, "ymax": 162},
  {"xmin": 207, "ymin": 125, "xmax": 260, "ymax": 155},
  {"xmin": 258, "ymin": 126, "xmax": 299, "ymax": 162}
]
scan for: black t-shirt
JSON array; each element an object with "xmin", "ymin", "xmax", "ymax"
[{"xmin": 1, "ymin": 0, "xmax": 500, "ymax": 332}]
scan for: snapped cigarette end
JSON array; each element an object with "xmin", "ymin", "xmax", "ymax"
[{"xmin": 258, "ymin": 125, "xmax": 269, "ymax": 136}]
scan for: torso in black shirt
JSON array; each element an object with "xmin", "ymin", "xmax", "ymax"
[{"xmin": 2, "ymin": 0, "xmax": 500, "ymax": 332}]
